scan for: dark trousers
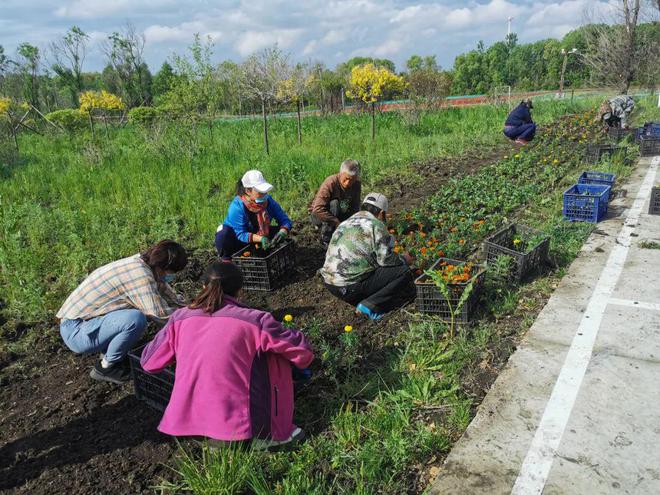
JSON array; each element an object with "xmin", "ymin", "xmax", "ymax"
[
  {"xmin": 215, "ymin": 225, "xmax": 247, "ymax": 260},
  {"xmin": 310, "ymin": 200, "xmax": 352, "ymax": 246},
  {"xmin": 325, "ymin": 264, "xmax": 415, "ymax": 314},
  {"xmin": 504, "ymin": 123, "xmax": 536, "ymax": 141}
]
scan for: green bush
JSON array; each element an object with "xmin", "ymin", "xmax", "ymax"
[
  {"xmin": 45, "ymin": 109, "xmax": 87, "ymax": 132},
  {"xmin": 128, "ymin": 106, "xmax": 160, "ymax": 126}
]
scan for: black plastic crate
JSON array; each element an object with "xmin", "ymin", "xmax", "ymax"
[
  {"xmin": 128, "ymin": 345, "xmax": 174, "ymax": 412},
  {"xmin": 584, "ymin": 144, "xmax": 621, "ymax": 163},
  {"xmin": 640, "ymin": 136, "xmax": 660, "ymax": 157},
  {"xmin": 232, "ymin": 239, "xmax": 295, "ymax": 291},
  {"xmin": 483, "ymin": 224, "xmax": 550, "ymax": 282},
  {"xmin": 608, "ymin": 127, "xmax": 633, "ymax": 141},
  {"xmin": 650, "ymin": 187, "xmax": 660, "ymax": 216},
  {"xmin": 415, "ymin": 257, "xmax": 485, "ymax": 324}
]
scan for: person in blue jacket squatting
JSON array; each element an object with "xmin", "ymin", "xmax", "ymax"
[
  {"xmin": 215, "ymin": 170, "xmax": 293, "ymax": 260},
  {"xmin": 503, "ymin": 99, "xmax": 536, "ymax": 145}
]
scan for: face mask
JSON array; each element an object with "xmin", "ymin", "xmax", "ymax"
[
  {"xmin": 254, "ymin": 194, "xmax": 269, "ymax": 204},
  {"xmin": 162, "ymin": 274, "xmax": 175, "ymax": 284}
]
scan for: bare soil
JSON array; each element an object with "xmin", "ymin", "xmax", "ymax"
[{"xmin": 0, "ymin": 144, "xmax": 520, "ymax": 495}]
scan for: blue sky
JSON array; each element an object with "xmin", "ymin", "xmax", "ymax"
[{"xmin": 0, "ymin": 0, "xmax": 616, "ymax": 72}]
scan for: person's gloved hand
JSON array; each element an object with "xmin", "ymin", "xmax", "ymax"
[
  {"xmin": 260, "ymin": 236, "xmax": 271, "ymax": 250},
  {"xmin": 271, "ymin": 229, "xmax": 288, "ymax": 246}
]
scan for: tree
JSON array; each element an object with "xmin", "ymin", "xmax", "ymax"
[
  {"xmin": 152, "ymin": 61, "xmax": 176, "ymax": 99},
  {"xmin": 406, "ymin": 55, "xmax": 439, "ymax": 72},
  {"xmin": 0, "ymin": 45, "xmax": 14, "ymax": 95},
  {"xmin": 162, "ymin": 34, "xmax": 226, "ymax": 139},
  {"xmin": 406, "ymin": 67, "xmax": 453, "ymax": 110},
  {"xmin": 50, "ymin": 26, "xmax": 89, "ymax": 107},
  {"xmin": 277, "ymin": 62, "xmax": 314, "ymax": 144},
  {"xmin": 346, "ymin": 63, "xmax": 406, "ymax": 140},
  {"xmin": 583, "ymin": 0, "xmax": 659, "ymax": 93},
  {"xmin": 16, "ymin": 43, "xmax": 40, "ymax": 108},
  {"xmin": 102, "ymin": 24, "xmax": 152, "ymax": 106},
  {"xmin": 238, "ymin": 46, "xmax": 290, "ymax": 154}
]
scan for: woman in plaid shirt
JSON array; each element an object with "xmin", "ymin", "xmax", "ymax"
[{"xmin": 57, "ymin": 240, "xmax": 188, "ymax": 384}]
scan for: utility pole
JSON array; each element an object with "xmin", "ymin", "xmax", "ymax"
[
  {"xmin": 559, "ymin": 48, "xmax": 578, "ymax": 98},
  {"xmin": 507, "ymin": 17, "xmax": 513, "ymax": 36}
]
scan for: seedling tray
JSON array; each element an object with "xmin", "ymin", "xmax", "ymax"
[
  {"xmin": 577, "ymin": 171, "xmax": 616, "ymax": 188},
  {"xmin": 640, "ymin": 136, "xmax": 660, "ymax": 157},
  {"xmin": 584, "ymin": 143, "xmax": 621, "ymax": 163},
  {"xmin": 482, "ymin": 224, "xmax": 550, "ymax": 282},
  {"xmin": 232, "ymin": 239, "xmax": 295, "ymax": 291},
  {"xmin": 649, "ymin": 187, "xmax": 660, "ymax": 216},
  {"xmin": 563, "ymin": 183, "xmax": 611, "ymax": 223},
  {"xmin": 414, "ymin": 257, "xmax": 485, "ymax": 324},
  {"xmin": 128, "ymin": 345, "xmax": 174, "ymax": 412}
]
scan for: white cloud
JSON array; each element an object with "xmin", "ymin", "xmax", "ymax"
[
  {"xmin": 303, "ymin": 39, "xmax": 319, "ymax": 55},
  {"xmin": 235, "ymin": 29, "xmax": 304, "ymax": 56},
  {"xmin": 55, "ymin": 0, "xmax": 130, "ymax": 19},
  {"xmin": 321, "ymin": 29, "xmax": 347, "ymax": 45}
]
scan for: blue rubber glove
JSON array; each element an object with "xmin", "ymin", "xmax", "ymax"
[
  {"xmin": 260, "ymin": 236, "xmax": 271, "ymax": 250},
  {"xmin": 356, "ymin": 303, "xmax": 383, "ymax": 321}
]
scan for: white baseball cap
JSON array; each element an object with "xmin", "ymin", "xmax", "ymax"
[
  {"xmin": 241, "ymin": 170, "xmax": 273, "ymax": 194},
  {"xmin": 363, "ymin": 192, "xmax": 389, "ymax": 213}
]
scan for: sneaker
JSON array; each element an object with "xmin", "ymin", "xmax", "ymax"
[
  {"xmin": 515, "ymin": 138, "xmax": 529, "ymax": 145},
  {"xmin": 252, "ymin": 427, "xmax": 306, "ymax": 451},
  {"xmin": 89, "ymin": 359, "xmax": 131, "ymax": 385},
  {"xmin": 356, "ymin": 303, "xmax": 384, "ymax": 321}
]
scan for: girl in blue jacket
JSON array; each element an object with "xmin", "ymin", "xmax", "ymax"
[{"xmin": 215, "ymin": 170, "xmax": 293, "ymax": 260}]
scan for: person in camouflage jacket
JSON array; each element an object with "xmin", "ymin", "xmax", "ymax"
[
  {"xmin": 320, "ymin": 192, "xmax": 415, "ymax": 320},
  {"xmin": 599, "ymin": 95, "xmax": 634, "ymax": 129}
]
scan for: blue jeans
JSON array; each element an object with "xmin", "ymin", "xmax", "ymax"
[
  {"xmin": 504, "ymin": 123, "xmax": 536, "ymax": 141},
  {"xmin": 60, "ymin": 309, "xmax": 147, "ymax": 364}
]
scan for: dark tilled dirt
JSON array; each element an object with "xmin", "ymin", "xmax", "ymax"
[{"xmin": 0, "ymin": 144, "xmax": 517, "ymax": 495}]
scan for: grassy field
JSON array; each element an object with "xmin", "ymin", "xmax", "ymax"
[
  {"xmin": 152, "ymin": 102, "xmax": 643, "ymax": 494},
  {"xmin": 0, "ymin": 94, "xmax": 652, "ymax": 494},
  {"xmin": 1, "ymin": 98, "xmax": 597, "ymax": 323}
]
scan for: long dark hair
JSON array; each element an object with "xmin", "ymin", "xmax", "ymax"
[
  {"xmin": 189, "ymin": 262, "xmax": 243, "ymax": 314},
  {"xmin": 236, "ymin": 179, "xmax": 247, "ymax": 196},
  {"xmin": 140, "ymin": 240, "xmax": 188, "ymax": 273}
]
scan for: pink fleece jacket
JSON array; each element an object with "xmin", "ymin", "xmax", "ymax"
[{"xmin": 140, "ymin": 296, "xmax": 314, "ymax": 441}]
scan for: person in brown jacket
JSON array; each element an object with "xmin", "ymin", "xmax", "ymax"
[{"xmin": 310, "ymin": 159, "xmax": 362, "ymax": 247}]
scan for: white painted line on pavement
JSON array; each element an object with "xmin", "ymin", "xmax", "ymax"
[
  {"xmin": 511, "ymin": 156, "xmax": 659, "ymax": 495},
  {"xmin": 609, "ymin": 297, "xmax": 660, "ymax": 312}
]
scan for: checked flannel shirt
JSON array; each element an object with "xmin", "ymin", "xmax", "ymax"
[{"xmin": 56, "ymin": 254, "xmax": 176, "ymax": 321}]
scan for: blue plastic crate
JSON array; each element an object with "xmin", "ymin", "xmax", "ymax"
[
  {"xmin": 578, "ymin": 171, "xmax": 616, "ymax": 189},
  {"xmin": 563, "ymin": 184, "xmax": 611, "ymax": 223}
]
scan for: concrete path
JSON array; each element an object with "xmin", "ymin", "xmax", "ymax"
[{"xmin": 430, "ymin": 156, "xmax": 660, "ymax": 495}]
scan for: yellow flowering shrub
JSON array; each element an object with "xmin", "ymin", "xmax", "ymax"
[
  {"xmin": 79, "ymin": 90, "xmax": 125, "ymax": 113},
  {"xmin": 346, "ymin": 63, "xmax": 406, "ymax": 104},
  {"xmin": 0, "ymin": 97, "xmax": 10, "ymax": 115}
]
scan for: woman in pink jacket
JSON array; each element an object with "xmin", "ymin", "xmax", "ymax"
[{"xmin": 141, "ymin": 262, "xmax": 314, "ymax": 448}]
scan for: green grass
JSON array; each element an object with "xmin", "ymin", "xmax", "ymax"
[
  {"xmin": 150, "ymin": 104, "xmax": 638, "ymax": 494},
  {"xmin": 0, "ymin": 95, "xmax": 643, "ymax": 493},
  {"xmin": 0, "ymin": 98, "xmax": 597, "ymax": 322}
]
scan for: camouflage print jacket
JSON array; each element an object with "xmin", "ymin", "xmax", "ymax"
[{"xmin": 320, "ymin": 211, "xmax": 404, "ymax": 287}]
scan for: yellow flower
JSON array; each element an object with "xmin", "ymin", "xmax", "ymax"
[
  {"xmin": 513, "ymin": 238, "xmax": 522, "ymax": 246},
  {"xmin": 408, "ymin": 363, "xmax": 417, "ymax": 371},
  {"xmin": 346, "ymin": 63, "xmax": 406, "ymax": 104},
  {"xmin": 284, "ymin": 314, "xmax": 293, "ymax": 322},
  {"xmin": 0, "ymin": 97, "xmax": 11, "ymax": 115},
  {"xmin": 514, "ymin": 154, "xmax": 521, "ymax": 159},
  {"xmin": 344, "ymin": 325, "xmax": 353, "ymax": 333},
  {"xmin": 553, "ymin": 159, "xmax": 559, "ymax": 164}
]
